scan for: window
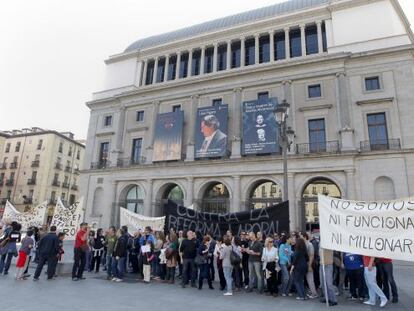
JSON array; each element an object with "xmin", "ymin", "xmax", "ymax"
[
  {"xmin": 179, "ymin": 53, "xmax": 189, "ymax": 78},
  {"xmin": 245, "ymin": 38, "xmax": 255, "ymax": 66},
  {"xmin": 367, "ymin": 113, "xmax": 388, "ymax": 149},
  {"xmin": 305, "ymin": 25, "xmax": 318, "ymax": 55},
  {"xmin": 76, "ymin": 150, "xmax": 80, "ymax": 160},
  {"xmin": 308, "ymin": 119, "xmax": 326, "ymax": 152},
  {"xmin": 104, "ymin": 115, "xmax": 112, "ymax": 127},
  {"xmin": 259, "ymin": 35, "xmax": 270, "ymax": 63},
  {"xmin": 156, "ymin": 58, "xmax": 165, "ymax": 83},
  {"xmin": 172, "ymin": 105, "xmax": 181, "ymax": 112},
  {"xmin": 274, "ymin": 31, "xmax": 286, "ymax": 60},
  {"xmin": 204, "ymin": 47, "xmax": 214, "ymax": 73},
  {"xmin": 167, "ymin": 55, "xmax": 177, "ymax": 81},
  {"xmin": 68, "ymin": 146, "xmax": 72, "ymax": 157},
  {"xmin": 61, "ymin": 193, "xmax": 66, "ymax": 200},
  {"xmin": 191, "ymin": 50, "xmax": 201, "ymax": 76},
  {"xmin": 5, "ymin": 143, "xmax": 10, "ymax": 153},
  {"xmin": 53, "ymin": 173, "xmax": 59, "ymax": 182},
  {"xmin": 145, "ymin": 60, "xmax": 155, "ymax": 85},
  {"xmin": 58, "ymin": 142, "xmax": 63, "ymax": 153},
  {"xmin": 15, "ymin": 142, "xmax": 21, "ymax": 152},
  {"xmin": 37, "ymin": 139, "xmax": 43, "ymax": 150},
  {"xmin": 231, "ymin": 41, "xmax": 241, "ymax": 68},
  {"xmin": 322, "ymin": 22, "xmax": 327, "ymax": 52},
  {"xmin": 136, "ymin": 110, "xmax": 145, "ymax": 122},
  {"xmin": 35, "ymin": 154, "xmax": 40, "ymax": 161},
  {"xmin": 308, "ymin": 84, "xmax": 322, "ymax": 98},
  {"xmin": 10, "ymin": 172, "xmax": 15, "ymax": 181},
  {"xmin": 212, "ymin": 99, "xmax": 222, "ymax": 107},
  {"xmin": 99, "ymin": 142, "xmax": 109, "ymax": 165},
  {"xmin": 290, "ymin": 28, "xmax": 302, "ymax": 58},
  {"xmin": 31, "ymin": 171, "xmax": 37, "ymax": 180},
  {"xmin": 131, "ymin": 138, "xmax": 143, "ymax": 164},
  {"xmin": 6, "ymin": 190, "xmax": 11, "ymax": 199},
  {"xmin": 257, "ymin": 92, "xmax": 269, "ymax": 104},
  {"xmin": 217, "ymin": 45, "xmax": 227, "ymax": 71},
  {"xmin": 365, "ymin": 76, "xmax": 380, "ymax": 91}
]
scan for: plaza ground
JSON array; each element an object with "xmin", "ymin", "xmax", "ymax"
[{"xmin": 0, "ymin": 262, "xmax": 413, "ymax": 311}]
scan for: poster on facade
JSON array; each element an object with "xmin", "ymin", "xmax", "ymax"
[
  {"xmin": 242, "ymin": 99, "xmax": 278, "ymax": 155},
  {"xmin": 318, "ymin": 195, "xmax": 414, "ymax": 262},
  {"xmin": 50, "ymin": 198, "xmax": 84, "ymax": 240},
  {"xmin": 1, "ymin": 200, "xmax": 47, "ymax": 231},
  {"xmin": 153, "ymin": 111, "xmax": 184, "ymax": 162},
  {"xmin": 120, "ymin": 207, "xmax": 165, "ymax": 232},
  {"xmin": 194, "ymin": 104, "xmax": 228, "ymax": 158},
  {"xmin": 165, "ymin": 200, "xmax": 289, "ymax": 237}
]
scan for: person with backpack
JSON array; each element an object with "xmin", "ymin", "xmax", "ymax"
[
  {"xmin": 262, "ymin": 237, "xmax": 279, "ymax": 297},
  {"xmin": 0, "ymin": 221, "xmax": 21, "ymax": 275}
]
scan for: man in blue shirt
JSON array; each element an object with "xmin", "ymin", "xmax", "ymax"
[{"xmin": 343, "ymin": 253, "xmax": 365, "ymax": 300}]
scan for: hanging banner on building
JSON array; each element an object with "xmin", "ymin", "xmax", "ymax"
[
  {"xmin": 318, "ymin": 195, "xmax": 414, "ymax": 262},
  {"xmin": 194, "ymin": 105, "xmax": 228, "ymax": 158},
  {"xmin": 1, "ymin": 200, "xmax": 47, "ymax": 231},
  {"xmin": 120, "ymin": 208, "xmax": 165, "ymax": 232},
  {"xmin": 165, "ymin": 200, "xmax": 289, "ymax": 237},
  {"xmin": 50, "ymin": 198, "xmax": 84, "ymax": 240},
  {"xmin": 153, "ymin": 111, "xmax": 184, "ymax": 162},
  {"xmin": 242, "ymin": 99, "xmax": 278, "ymax": 155}
]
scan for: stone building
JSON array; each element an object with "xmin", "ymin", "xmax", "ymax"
[
  {"xmin": 81, "ymin": 0, "xmax": 414, "ymax": 231},
  {"xmin": 0, "ymin": 128, "xmax": 85, "ymax": 221}
]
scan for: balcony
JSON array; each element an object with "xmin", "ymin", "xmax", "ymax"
[
  {"xmin": 31, "ymin": 160, "xmax": 40, "ymax": 167},
  {"xmin": 296, "ymin": 141, "xmax": 340, "ymax": 154},
  {"xmin": 117, "ymin": 157, "xmax": 146, "ymax": 168},
  {"xmin": 62, "ymin": 182, "xmax": 70, "ymax": 189},
  {"xmin": 0, "ymin": 163, "xmax": 7, "ymax": 170},
  {"xmin": 55, "ymin": 162, "xmax": 62, "ymax": 170},
  {"xmin": 5, "ymin": 179, "xmax": 14, "ymax": 186},
  {"xmin": 27, "ymin": 178, "xmax": 36, "ymax": 185},
  {"xmin": 52, "ymin": 180, "xmax": 61, "ymax": 187},
  {"xmin": 1, "ymin": 198, "xmax": 8, "ymax": 204},
  {"xmin": 9, "ymin": 162, "xmax": 18, "ymax": 169},
  {"xmin": 360, "ymin": 139, "xmax": 401, "ymax": 152},
  {"xmin": 73, "ymin": 168, "xmax": 80, "ymax": 175},
  {"xmin": 71, "ymin": 184, "xmax": 78, "ymax": 191},
  {"xmin": 65, "ymin": 166, "xmax": 71, "ymax": 172},
  {"xmin": 90, "ymin": 160, "xmax": 110, "ymax": 170}
]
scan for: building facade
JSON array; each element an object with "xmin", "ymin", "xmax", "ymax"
[
  {"xmin": 0, "ymin": 128, "xmax": 85, "ymax": 221},
  {"xmin": 81, "ymin": 0, "xmax": 414, "ymax": 231}
]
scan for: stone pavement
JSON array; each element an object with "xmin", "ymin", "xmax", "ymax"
[{"xmin": 0, "ymin": 262, "xmax": 413, "ymax": 311}]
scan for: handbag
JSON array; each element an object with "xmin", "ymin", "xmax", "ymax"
[{"xmin": 230, "ymin": 249, "xmax": 241, "ymax": 266}]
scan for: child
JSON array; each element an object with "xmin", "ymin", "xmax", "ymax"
[
  {"xmin": 15, "ymin": 229, "xmax": 34, "ymax": 280},
  {"xmin": 142, "ymin": 240, "xmax": 154, "ymax": 283}
]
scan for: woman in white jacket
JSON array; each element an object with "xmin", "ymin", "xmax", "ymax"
[{"xmin": 262, "ymin": 237, "xmax": 279, "ymax": 296}]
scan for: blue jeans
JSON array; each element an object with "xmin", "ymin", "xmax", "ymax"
[
  {"xmin": 248, "ymin": 261, "xmax": 263, "ymax": 291},
  {"xmin": 112, "ymin": 257, "xmax": 126, "ymax": 279},
  {"xmin": 106, "ymin": 255, "xmax": 113, "ymax": 278},
  {"xmin": 293, "ymin": 267, "xmax": 306, "ymax": 298},
  {"xmin": 223, "ymin": 266, "xmax": 233, "ymax": 293},
  {"xmin": 280, "ymin": 264, "xmax": 290, "ymax": 295},
  {"xmin": 320, "ymin": 264, "xmax": 337, "ymax": 303},
  {"xmin": 0, "ymin": 253, "xmax": 14, "ymax": 274},
  {"xmin": 364, "ymin": 267, "xmax": 387, "ymax": 304}
]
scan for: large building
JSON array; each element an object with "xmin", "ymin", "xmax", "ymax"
[
  {"xmin": 0, "ymin": 128, "xmax": 85, "ymax": 221},
  {"xmin": 81, "ymin": 0, "xmax": 414, "ymax": 231}
]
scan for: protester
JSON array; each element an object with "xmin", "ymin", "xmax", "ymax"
[
  {"xmin": 220, "ymin": 235, "xmax": 234, "ymax": 296},
  {"xmin": 112, "ymin": 228, "xmax": 128, "ymax": 282},
  {"xmin": 15, "ymin": 229, "xmax": 34, "ymax": 280},
  {"xmin": 180, "ymin": 230, "xmax": 197, "ymax": 288},
  {"xmin": 232, "ymin": 236, "xmax": 243, "ymax": 291},
  {"xmin": 303, "ymin": 233, "xmax": 318, "ymax": 299},
  {"xmin": 290, "ymin": 238, "xmax": 309, "ymax": 300},
  {"xmin": 91, "ymin": 228, "xmax": 105, "ymax": 273},
  {"xmin": 33, "ymin": 226, "xmax": 59, "ymax": 281},
  {"xmin": 377, "ymin": 258, "xmax": 398, "ymax": 303},
  {"xmin": 214, "ymin": 236, "xmax": 227, "ymax": 291},
  {"xmin": 197, "ymin": 236, "xmax": 214, "ymax": 290},
  {"xmin": 240, "ymin": 231, "xmax": 250, "ymax": 288},
  {"xmin": 166, "ymin": 232, "xmax": 178, "ymax": 283},
  {"xmin": 246, "ymin": 232, "xmax": 263, "ymax": 294},
  {"xmin": 0, "ymin": 221, "xmax": 21, "ymax": 275},
  {"xmin": 319, "ymin": 248, "xmax": 338, "ymax": 306},
  {"xmin": 72, "ymin": 222, "xmax": 90, "ymax": 281},
  {"xmin": 142, "ymin": 239, "xmax": 154, "ymax": 283},
  {"xmin": 279, "ymin": 235, "xmax": 292, "ymax": 296},
  {"xmin": 262, "ymin": 237, "xmax": 279, "ymax": 297},
  {"xmin": 104, "ymin": 226, "xmax": 117, "ymax": 280},
  {"xmin": 343, "ymin": 252, "xmax": 365, "ymax": 300},
  {"xmin": 363, "ymin": 256, "xmax": 388, "ymax": 307}
]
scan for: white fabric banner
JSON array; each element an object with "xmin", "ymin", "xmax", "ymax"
[
  {"xmin": 318, "ymin": 194, "xmax": 414, "ymax": 262},
  {"xmin": 50, "ymin": 198, "xmax": 84, "ymax": 240},
  {"xmin": 120, "ymin": 208, "xmax": 165, "ymax": 232},
  {"xmin": 2, "ymin": 200, "xmax": 47, "ymax": 231}
]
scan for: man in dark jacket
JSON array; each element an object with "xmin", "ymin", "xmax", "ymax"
[
  {"xmin": 180, "ymin": 230, "xmax": 197, "ymax": 288},
  {"xmin": 112, "ymin": 228, "xmax": 128, "ymax": 282},
  {"xmin": 33, "ymin": 226, "xmax": 59, "ymax": 280}
]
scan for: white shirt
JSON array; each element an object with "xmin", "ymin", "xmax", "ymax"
[{"xmin": 262, "ymin": 246, "xmax": 279, "ymax": 270}]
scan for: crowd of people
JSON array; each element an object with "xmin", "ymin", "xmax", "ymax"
[{"xmin": 0, "ymin": 219, "xmax": 400, "ymax": 308}]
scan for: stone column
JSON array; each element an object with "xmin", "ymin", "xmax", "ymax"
[
  {"xmin": 213, "ymin": 43, "xmax": 218, "ymax": 72},
  {"xmin": 232, "ymin": 175, "xmax": 241, "ymax": 212},
  {"xmin": 144, "ymin": 179, "xmax": 153, "ymax": 216},
  {"xmin": 287, "ymin": 173, "xmax": 297, "ymax": 231},
  {"xmin": 185, "ymin": 177, "xmax": 194, "ymax": 207},
  {"xmin": 142, "ymin": 60, "xmax": 148, "ymax": 86},
  {"xmin": 300, "ymin": 24, "xmax": 306, "ymax": 57},
  {"xmin": 269, "ymin": 30, "xmax": 275, "ymax": 62},
  {"xmin": 147, "ymin": 101, "xmax": 160, "ymax": 162},
  {"xmin": 316, "ymin": 21, "xmax": 323, "ymax": 54},
  {"xmin": 111, "ymin": 181, "xmax": 119, "ymax": 227},
  {"xmin": 255, "ymin": 34, "xmax": 260, "ymax": 64},
  {"xmin": 188, "ymin": 49, "xmax": 193, "ymax": 77},
  {"xmin": 231, "ymin": 87, "xmax": 243, "ymax": 158},
  {"xmin": 152, "ymin": 57, "xmax": 158, "ymax": 84},
  {"xmin": 164, "ymin": 55, "xmax": 170, "ymax": 82},
  {"xmin": 282, "ymin": 80, "xmax": 295, "ymax": 154},
  {"xmin": 345, "ymin": 169, "xmax": 357, "ymax": 200},
  {"xmin": 112, "ymin": 106, "xmax": 127, "ymax": 165},
  {"xmin": 200, "ymin": 47, "xmax": 205, "ymax": 75},
  {"xmin": 175, "ymin": 52, "xmax": 181, "ymax": 80},
  {"xmin": 284, "ymin": 27, "xmax": 290, "ymax": 59},
  {"xmin": 226, "ymin": 40, "xmax": 232, "ymax": 70},
  {"xmin": 240, "ymin": 37, "xmax": 245, "ymax": 67},
  {"xmin": 185, "ymin": 95, "xmax": 199, "ymax": 161}
]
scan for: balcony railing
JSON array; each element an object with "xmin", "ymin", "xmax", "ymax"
[
  {"xmin": 73, "ymin": 168, "xmax": 80, "ymax": 175},
  {"xmin": 31, "ymin": 160, "xmax": 40, "ymax": 167},
  {"xmin": 0, "ymin": 163, "xmax": 7, "ymax": 170},
  {"xmin": 9, "ymin": 162, "xmax": 17, "ymax": 169},
  {"xmin": 71, "ymin": 184, "xmax": 78, "ymax": 191},
  {"xmin": 5, "ymin": 179, "xmax": 14, "ymax": 186},
  {"xmin": 55, "ymin": 162, "xmax": 62, "ymax": 170},
  {"xmin": 117, "ymin": 157, "xmax": 146, "ymax": 168},
  {"xmin": 65, "ymin": 166, "xmax": 71, "ymax": 172},
  {"xmin": 62, "ymin": 182, "xmax": 70, "ymax": 189},
  {"xmin": 360, "ymin": 139, "xmax": 401, "ymax": 152},
  {"xmin": 296, "ymin": 141, "xmax": 340, "ymax": 154},
  {"xmin": 27, "ymin": 178, "xmax": 36, "ymax": 185},
  {"xmin": 90, "ymin": 160, "xmax": 110, "ymax": 170},
  {"xmin": 52, "ymin": 180, "xmax": 61, "ymax": 187}
]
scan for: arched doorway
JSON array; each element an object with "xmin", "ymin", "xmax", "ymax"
[
  {"xmin": 156, "ymin": 183, "xmax": 185, "ymax": 216},
  {"xmin": 124, "ymin": 185, "xmax": 144, "ymax": 214},
  {"xmin": 200, "ymin": 182, "xmax": 230, "ymax": 214},
  {"xmin": 248, "ymin": 180, "xmax": 282, "ymax": 209},
  {"xmin": 301, "ymin": 178, "xmax": 341, "ymax": 232}
]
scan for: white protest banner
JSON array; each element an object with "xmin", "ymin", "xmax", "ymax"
[
  {"xmin": 318, "ymin": 194, "xmax": 414, "ymax": 262},
  {"xmin": 50, "ymin": 198, "xmax": 84, "ymax": 240},
  {"xmin": 120, "ymin": 207, "xmax": 165, "ymax": 232},
  {"xmin": 2, "ymin": 200, "xmax": 47, "ymax": 231}
]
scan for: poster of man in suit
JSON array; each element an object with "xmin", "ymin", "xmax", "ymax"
[{"xmin": 195, "ymin": 104, "xmax": 228, "ymax": 158}]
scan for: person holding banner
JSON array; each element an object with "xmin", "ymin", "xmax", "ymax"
[
  {"xmin": 319, "ymin": 248, "xmax": 338, "ymax": 306},
  {"xmin": 363, "ymin": 256, "xmax": 388, "ymax": 307}
]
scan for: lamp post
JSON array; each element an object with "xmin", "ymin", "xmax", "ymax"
[{"xmin": 273, "ymin": 100, "xmax": 295, "ymax": 202}]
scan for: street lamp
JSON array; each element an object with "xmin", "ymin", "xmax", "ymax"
[{"xmin": 273, "ymin": 100, "xmax": 295, "ymax": 202}]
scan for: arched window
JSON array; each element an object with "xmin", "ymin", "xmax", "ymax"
[
  {"xmin": 374, "ymin": 177, "xmax": 395, "ymax": 200},
  {"xmin": 249, "ymin": 180, "xmax": 282, "ymax": 209},
  {"xmin": 125, "ymin": 185, "xmax": 144, "ymax": 214},
  {"xmin": 164, "ymin": 184, "xmax": 184, "ymax": 206},
  {"xmin": 201, "ymin": 182, "xmax": 229, "ymax": 214}
]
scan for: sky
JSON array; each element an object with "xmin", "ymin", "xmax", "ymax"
[{"xmin": 1, "ymin": 0, "xmax": 413, "ymax": 140}]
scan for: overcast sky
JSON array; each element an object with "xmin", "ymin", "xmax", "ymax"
[{"xmin": 1, "ymin": 0, "xmax": 413, "ymax": 139}]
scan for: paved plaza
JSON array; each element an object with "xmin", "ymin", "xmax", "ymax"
[{"xmin": 0, "ymin": 262, "xmax": 413, "ymax": 311}]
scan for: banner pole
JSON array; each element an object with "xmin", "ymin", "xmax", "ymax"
[{"xmin": 320, "ymin": 248, "xmax": 330, "ymax": 308}]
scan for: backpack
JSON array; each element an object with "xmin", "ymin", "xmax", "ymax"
[{"xmin": 230, "ymin": 248, "xmax": 241, "ymax": 266}]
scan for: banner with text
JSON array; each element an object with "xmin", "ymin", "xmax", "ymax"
[
  {"xmin": 318, "ymin": 195, "xmax": 414, "ymax": 262},
  {"xmin": 165, "ymin": 200, "xmax": 289, "ymax": 237},
  {"xmin": 2, "ymin": 200, "xmax": 47, "ymax": 231},
  {"xmin": 120, "ymin": 208, "xmax": 165, "ymax": 232},
  {"xmin": 50, "ymin": 198, "xmax": 84, "ymax": 240}
]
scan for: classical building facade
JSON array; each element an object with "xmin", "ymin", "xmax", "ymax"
[
  {"xmin": 0, "ymin": 128, "xmax": 85, "ymax": 221},
  {"xmin": 81, "ymin": 0, "xmax": 414, "ymax": 231}
]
